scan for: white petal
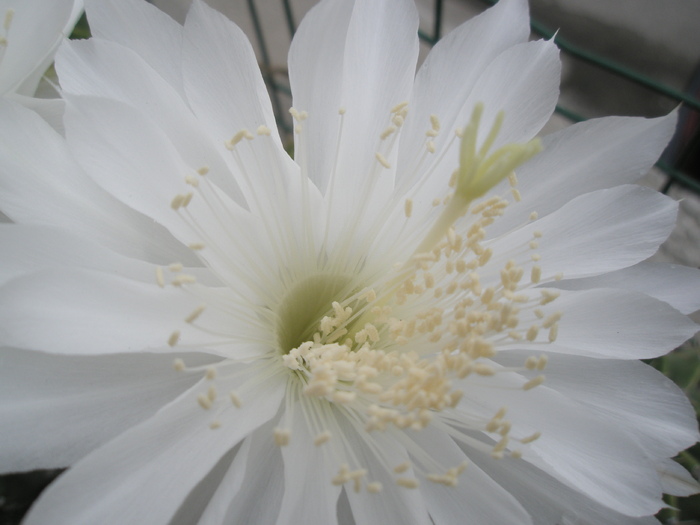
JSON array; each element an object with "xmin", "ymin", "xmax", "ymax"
[
  {"xmin": 287, "ymin": 0, "xmax": 354, "ymax": 193},
  {"xmin": 459, "ymin": 371, "xmax": 664, "ymax": 516},
  {"xmin": 23, "ymin": 364, "xmax": 285, "ymax": 525},
  {"xmin": 408, "ymin": 426, "xmax": 532, "ymax": 525},
  {"xmin": 505, "ymin": 288, "xmax": 698, "ymax": 359},
  {"xmin": 276, "ymin": 395, "xmax": 341, "ymax": 525},
  {"xmin": 84, "ymin": 0, "xmax": 184, "ymax": 95},
  {"xmin": 465, "ymin": 441, "xmax": 663, "ymax": 525},
  {"xmin": 181, "ymin": 0, "xmax": 324, "ymax": 252},
  {"xmin": 0, "ymin": 99, "xmax": 194, "ymax": 264},
  {"xmin": 56, "ymin": 37, "xmax": 246, "ymax": 207},
  {"xmin": 487, "ymin": 185, "xmax": 678, "ymax": 282},
  {"xmin": 497, "ymin": 354, "xmax": 699, "ymax": 458},
  {"xmin": 489, "ymin": 111, "xmax": 677, "ymax": 237},
  {"xmin": 553, "ymin": 261, "xmax": 700, "ymax": 314},
  {"xmin": 396, "ymin": 0, "xmax": 530, "ymax": 191},
  {"xmin": 0, "ymin": 224, "xmax": 155, "ymax": 285},
  {"xmin": 199, "ymin": 419, "xmax": 284, "ymax": 524},
  {"xmin": 0, "ymin": 269, "xmax": 204, "ymax": 354},
  {"xmin": 656, "ymin": 458, "xmax": 700, "ymax": 497},
  {"xmin": 314, "ymin": 0, "xmax": 419, "ymax": 253},
  {"xmin": 0, "ymin": 0, "xmax": 76, "ymax": 94},
  {"xmin": 0, "ymin": 348, "xmax": 211, "ymax": 473},
  {"xmin": 332, "ymin": 415, "xmax": 432, "ymax": 525}
]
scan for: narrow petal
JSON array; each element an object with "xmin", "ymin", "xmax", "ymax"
[
  {"xmin": 0, "ymin": 269, "xmax": 203, "ymax": 354},
  {"xmin": 0, "ymin": 99, "xmax": 194, "ymax": 265},
  {"xmin": 487, "ymin": 185, "xmax": 678, "ymax": 282},
  {"xmin": 408, "ymin": 426, "xmax": 532, "ymax": 525},
  {"xmin": 489, "ymin": 111, "xmax": 677, "ymax": 237},
  {"xmin": 458, "ymin": 372, "xmax": 665, "ymax": 516},
  {"xmin": 84, "ymin": 0, "xmax": 185, "ymax": 95},
  {"xmin": 397, "ymin": 0, "xmax": 530, "ymax": 190},
  {"xmin": 23, "ymin": 364, "xmax": 285, "ymax": 525},
  {"xmin": 198, "ymin": 420, "xmax": 284, "ymax": 524},
  {"xmin": 276, "ymin": 394, "xmax": 341, "ymax": 525},
  {"xmin": 0, "ymin": 0, "xmax": 75, "ymax": 94},
  {"xmin": 0, "ymin": 224, "xmax": 155, "ymax": 285},
  {"xmin": 552, "ymin": 261, "xmax": 700, "ymax": 314},
  {"xmin": 504, "ymin": 288, "xmax": 699, "ymax": 359},
  {"xmin": 0, "ymin": 348, "xmax": 211, "ymax": 473}
]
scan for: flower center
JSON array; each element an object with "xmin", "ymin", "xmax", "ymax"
[{"xmin": 275, "ymin": 273, "xmax": 355, "ymax": 354}]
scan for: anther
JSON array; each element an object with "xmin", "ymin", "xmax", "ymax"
[
  {"xmin": 274, "ymin": 428, "xmax": 291, "ymax": 446},
  {"xmin": 168, "ymin": 330, "xmax": 181, "ymax": 347},
  {"xmin": 314, "ymin": 431, "xmax": 332, "ymax": 446},
  {"xmin": 173, "ymin": 358, "xmax": 186, "ymax": 371},
  {"xmin": 391, "ymin": 101, "xmax": 409, "ymax": 114},
  {"xmin": 209, "ymin": 420, "xmax": 221, "ymax": 430},
  {"xmin": 197, "ymin": 166, "xmax": 209, "ymax": 176},
  {"xmin": 185, "ymin": 305, "xmax": 206, "ymax": 323},
  {"xmin": 205, "ymin": 366, "xmax": 217, "ymax": 380},
  {"xmin": 257, "ymin": 125, "xmax": 272, "ymax": 136},
  {"xmin": 197, "ymin": 393, "xmax": 212, "ymax": 410},
  {"xmin": 396, "ymin": 478, "xmax": 419, "ymax": 489},
  {"xmin": 375, "ymin": 152, "xmax": 391, "ymax": 169},
  {"xmin": 188, "ymin": 243, "xmax": 205, "ymax": 250},
  {"xmin": 155, "ymin": 267, "xmax": 165, "ymax": 288},
  {"xmin": 523, "ymin": 375, "xmax": 545, "ymax": 390},
  {"xmin": 404, "ymin": 198, "xmax": 413, "ymax": 218},
  {"xmin": 229, "ymin": 391, "xmax": 242, "ymax": 408}
]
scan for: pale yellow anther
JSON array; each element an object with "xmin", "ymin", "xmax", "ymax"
[
  {"xmin": 391, "ymin": 101, "xmax": 409, "ymax": 114},
  {"xmin": 171, "ymin": 194, "xmax": 185, "ymax": 210},
  {"xmin": 427, "ymin": 141, "xmax": 436, "ymax": 153},
  {"xmin": 526, "ymin": 325, "xmax": 539, "ymax": 342},
  {"xmin": 257, "ymin": 125, "xmax": 272, "ymax": 136},
  {"xmin": 229, "ymin": 391, "xmax": 242, "ymax": 408},
  {"xmin": 185, "ymin": 305, "xmax": 206, "ymax": 324},
  {"xmin": 338, "ymin": 107, "xmax": 346, "ymax": 115},
  {"xmin": 197, "ymin": 393, "xmax": 212, "ymax": 410},
  {"xmin": 375, "ymin": 152, "xmax": 391, "ymax": 169},
  {"xmin": 4, "ymin": 9, "xmax": 14, "ymax": 31},
  {"xmin": 197, "ymin": 166, "xmax": 209, "ymax": 176},
  {"xmin": 381, "ymin": 125, "xmax": 397, "ymax": 140},
  {"xmin": 523, "ymin": 375, "xmax": 545, "ymax": 391},
  {"xmin": 314, "ymin": 431, "xmax": 332, "ymax": 446},
  {"xmin": 188, "ymin": 243, "xmax": 205, "ymax": 251},
  {"xmin": 205, "ymin": 366, "xmax": 217, "ymax": 380},
  {"xmin": 156, "ymin": 267, "xmax": 165, "ymax": 288},
  {"xmin": 393, "ymin": 462, "xmax": 410, "ymax": 474},
  {"xmin": 168, "ymin": 263, "xmax": 183, "ymax": 272},
  {"xmin": 529, "ymin": 211, "xmax": 539, "ymax": 221},
  {"xmin": 172, "ymin": 274, "xmax": 197, "ymax": 286},
  {"xmin": 173, "ymin": 358, "xmax": 186, "ymax": 371},
  {"xmin": 404, "ymin": 198, "xmax": 413, "ymax": 218},
  {"xmin": 207, "ymin": 385, "xmax": 217, "ymax": 402},
  {"xmin": 168, "ymin": 330, "xmax": 180, "ymax": 347},
  {"xmin": 274, "ymin": 428, "xmax": 291, "ymax": 446},
  {"xmin": 396, "ymin": 478, "xmax": 419, "ymax": 489},
  {"xmin": 520, "ymin": 431, "xmax": 542, "ymax": 444},
  {"xmin": 367, "ymin": 482, "xmax": 383, "ymax": 493},
  {"xmin": 209, "ymin": 420, "xmax": 221, "ymax": 430},
  {"xmin": 548, "ymin": 324, "xmax": 559, "ymax": 342},
  {"xmin": 184, "ymin": 174, "xmax": 199, "ymax": 187}
]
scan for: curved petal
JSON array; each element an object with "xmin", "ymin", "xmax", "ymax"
[
  {"xmin": 0, "ymin": 348, "xmax": 212, "ymax": 473},
  {"xmin": 23, "ymin": 363, "xmax": 286, "ymax": 525},
  {"xmin": 486, "ymin": 185, "xmax": 678, "ymax": 283},
  {"xmin": 458, "ymin": 371, "xmax": 664, "ymax": 516},
  {"xmin": 198, "ymin": 419, "xmax": 284, "ymax": 524},
  {"xmin": 496, "ymin": 354, "xmax": 699, "ymax": 458},
  {"xmin": 0, "ymin": 269, "xmax": 205, "ymax": 354},
  {"xmin": 56, "ymin": 37, "xmax": 246, "ymax": 207},
  {"xmin": 0, "ymin": 0, "xmax": 76, "ymax": 95},
  {"xmin": 0, "ymin": 99, "xmax": 194, "ymax": 264},
  {"xmin": 276, "ymin": 394, "xmax": 341, "ymax": 525},
  {"xmin": 0, "ymin": 224, "xmax": 156, "ymax": 285},
  {"xmin": 552, "ymin": 261, "xmax": 700, "ymax": 315},
  {"xmin": 488, "ymin": 111, "xmax": 678, "ymax": 237},
  {"xmin": 396, "ymin": 0, "xmax": 531, "ymax": 191},
  {"xmin": 84, "ymin": 0, "xmax": 184, "ymax": 95},
  {"xmin": 502, "ymin": 288, "xmax": 698, "ymax": 359},
  {"xmin": 409, "ymin": 426, "xmax": 532, "ymax": 525}
]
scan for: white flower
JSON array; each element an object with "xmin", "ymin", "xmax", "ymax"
[{"xmin": 1, "ymin": 0, "xmax": 699, "ymax": 523}]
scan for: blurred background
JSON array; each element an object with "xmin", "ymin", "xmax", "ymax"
[{"xmin": 2, "ymin": 0, "xmax": 700, "ymax": 523}]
